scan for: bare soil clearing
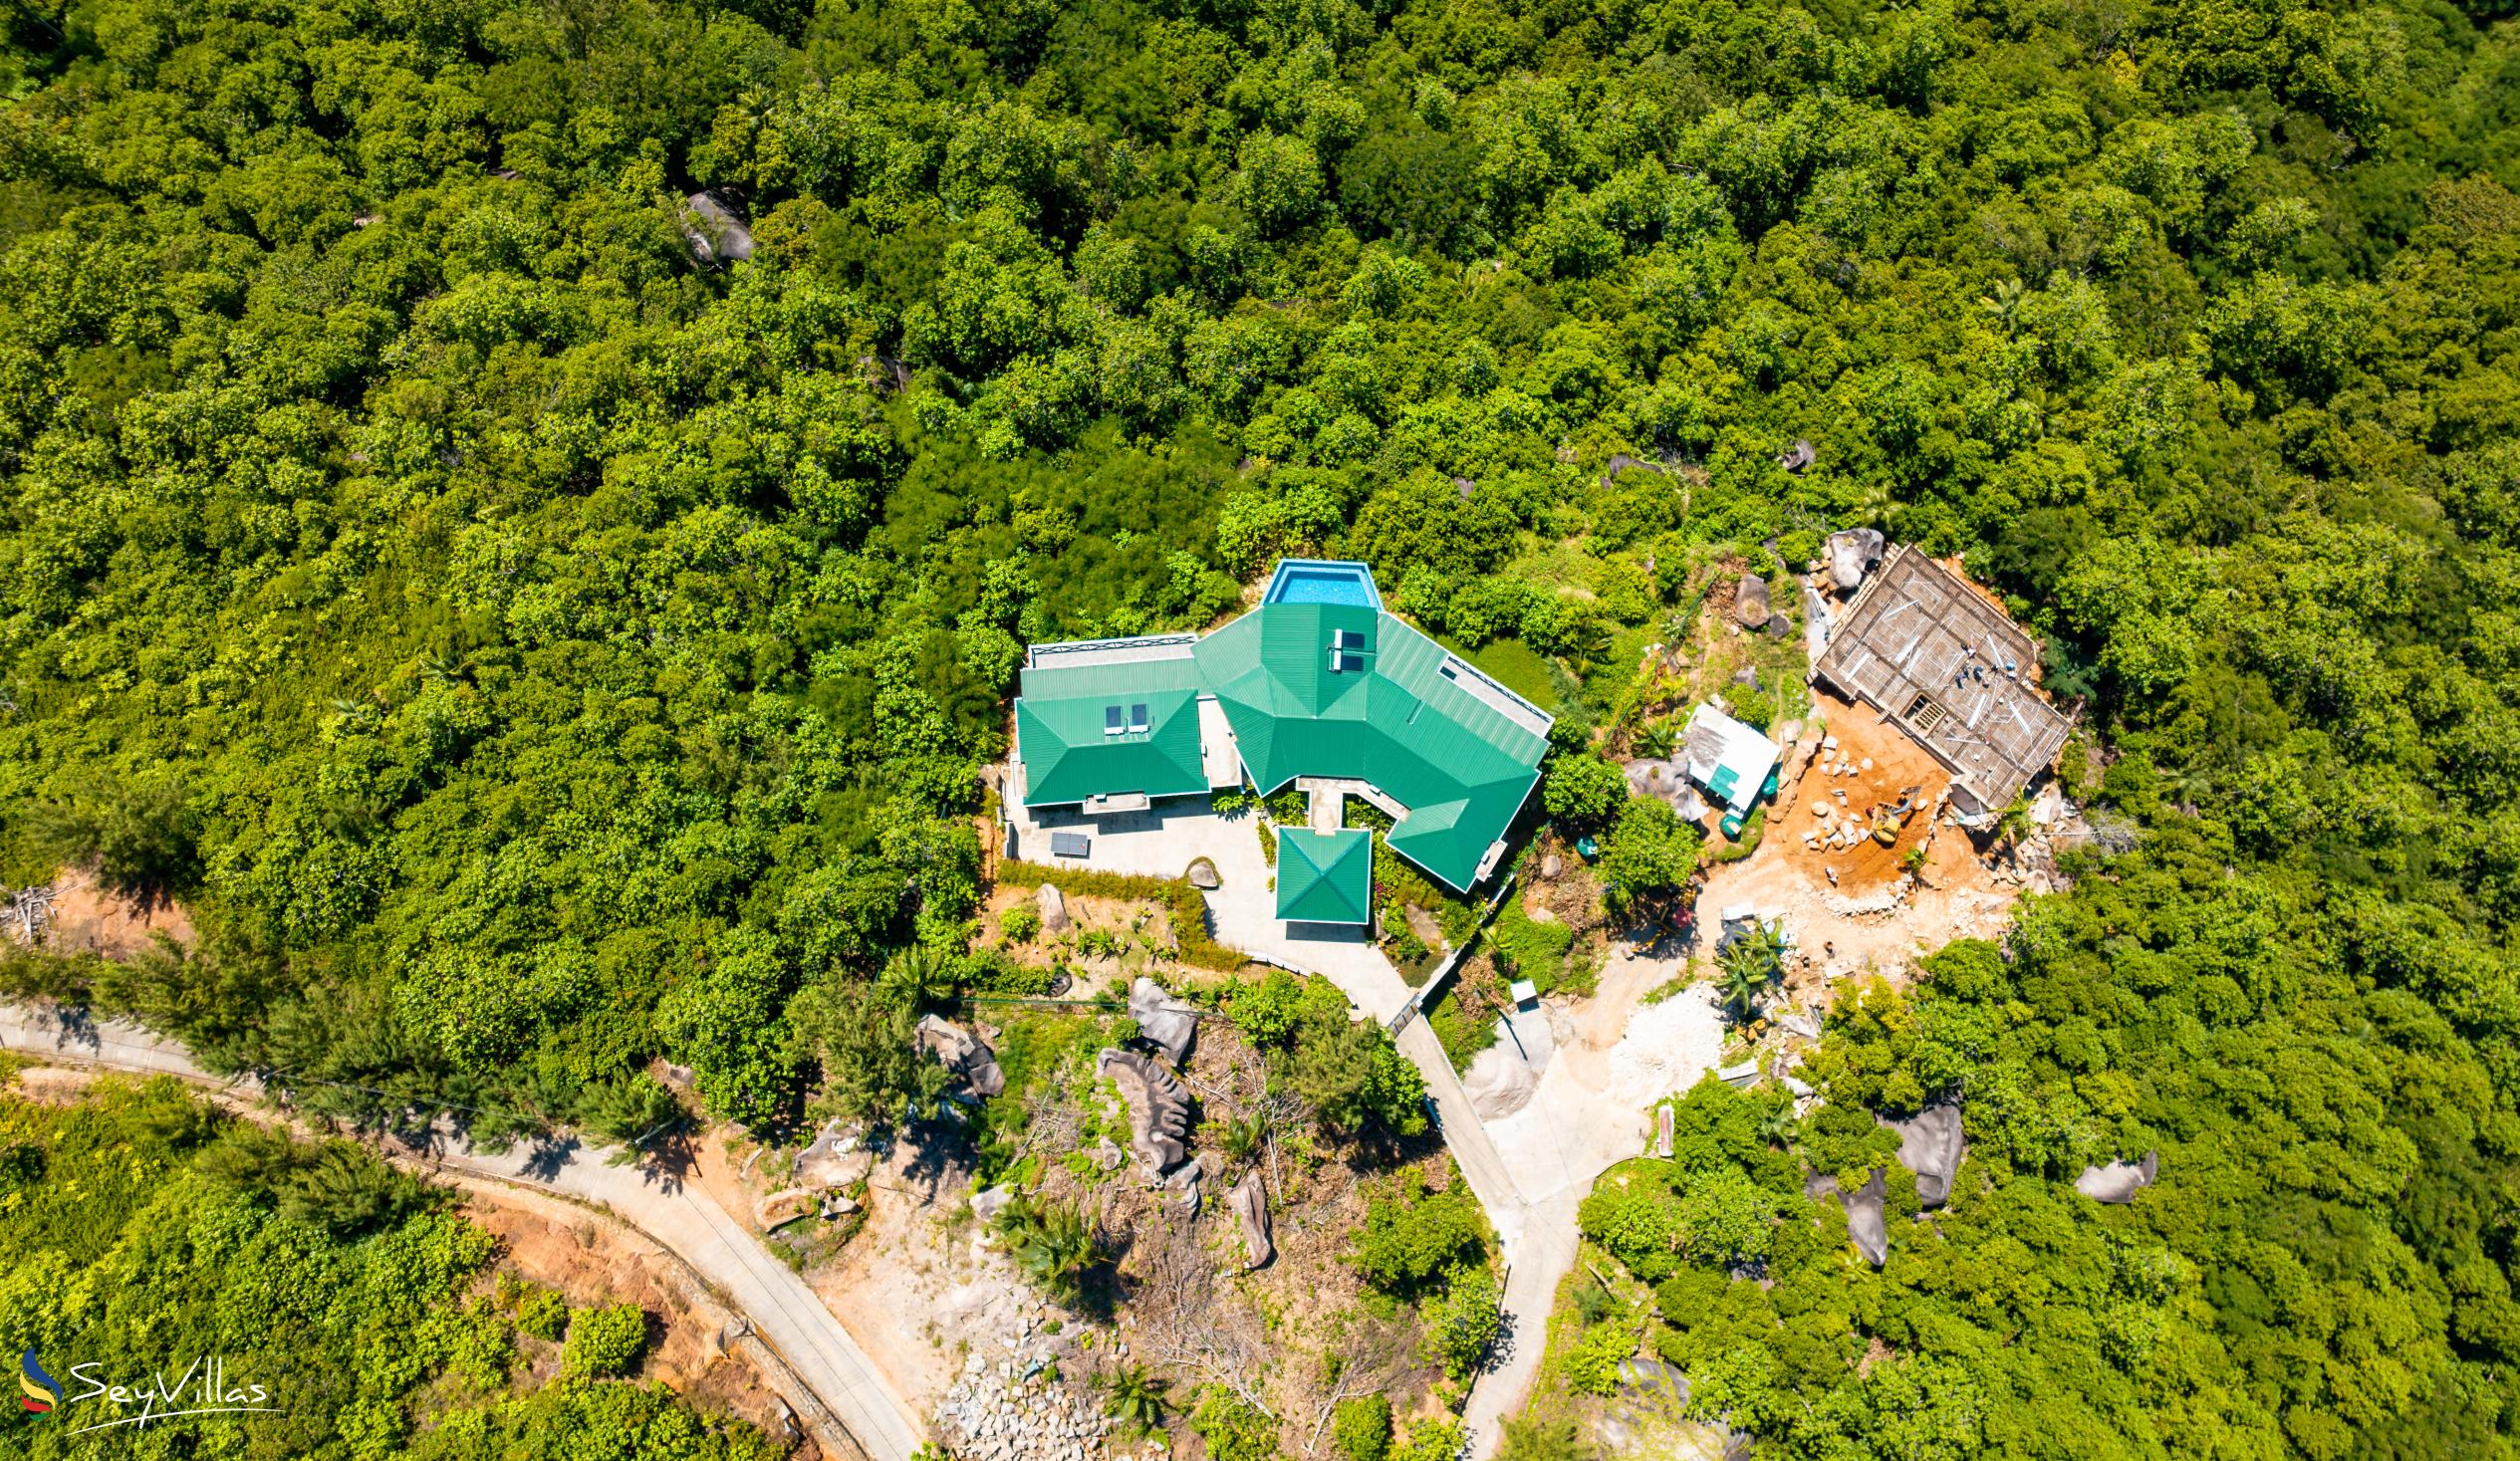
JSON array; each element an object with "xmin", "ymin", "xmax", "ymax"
[
  {"xmin": 20, "ymin": 864, "xmax": 195, "ymax": 956},
  {"xmin": 1697, "ymin": 690, "xmax": 2020, "ymax": 996}
]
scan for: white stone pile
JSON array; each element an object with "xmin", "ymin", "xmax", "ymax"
[{"xmin": 938, "ymin": 1353, "xmax": 1118, "ymax": 1461}]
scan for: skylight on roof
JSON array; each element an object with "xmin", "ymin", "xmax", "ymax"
[
  {"xmin": 1104, "ymin": 705, "xmax": 1125, "ymax": 736},
  {"xmin": 1329, "ymin": 627, "xmax": 1367, "ymax": 673}
]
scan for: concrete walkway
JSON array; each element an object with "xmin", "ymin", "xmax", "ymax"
[
  {"xmin": 0, "ymin": 1005, "xmax": 922, "ymax": 1461},
  {"xmin": 999, "ymin": 796, "xmax": 1725, "ymax": 1456}
]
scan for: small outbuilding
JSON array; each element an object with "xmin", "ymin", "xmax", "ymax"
[{"xmin": 1682, "ymin": 703, "xmax": 1781, "ymax": 835}]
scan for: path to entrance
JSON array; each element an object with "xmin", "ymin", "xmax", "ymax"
[
  {"xmin": 0, "ymin": 1004, "xmax": 922, "ymax": 1461},
  {"xmin": 1005, "ymin": 797, "xmax": 1732, "ymax": 1456}
]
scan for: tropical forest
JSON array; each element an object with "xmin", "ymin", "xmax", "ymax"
[{"xmin": 0, "ymin": 0, "xmax": 2514, "ymax": 1458}]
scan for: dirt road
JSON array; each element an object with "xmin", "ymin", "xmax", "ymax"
[{"xmin": 0, "ymin": 1004, "xmax": 922, "ymax": 1461}]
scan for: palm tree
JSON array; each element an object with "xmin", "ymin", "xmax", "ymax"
[
  {"xmin": 1715, "ymin": 922, "xmax": 1785, "ymax": 1025},
  {"xmin": 1979, "ymin": 278, "xmax": 2028, "ymax": 336},
  {"xmin": 1847, "ymin": 480, "xmax": 1899, "ymax": 530},
  {"xmin": 1209, "ymin": 1110, "xmax": 1268, "ymax": 1172},
  {"xmin": 1560, "ymin": 619, "xmax": 1615, "ymax": 682},
  {"xmin": 878, "ymin": 945, "xmax": 948, "ymax": 1009},
  {"xmin": 1099, "ymin": 1363, "xmax": 1167, "ymax": 1434},
  {"xmin": 1632, "ymin": 721, "xmax": 1678, "ymax": 760},
  {"xmin": 417, "ymin": 648, "xmax": 473, "ymax": 688},
  {"xmin": 996, "ymin": 1196, "xmax": 1100, "ymax": 1302}
]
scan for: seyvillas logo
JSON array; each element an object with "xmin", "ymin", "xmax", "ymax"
[
  {"xmin": 12, "ymin": 1350, "xmax": 277, "ymax": 1434},
  {"xmin": 19, "ymin": 1350, "xmax": 60, "ymax": 1413}
]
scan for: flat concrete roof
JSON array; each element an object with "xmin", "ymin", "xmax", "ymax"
[{"xmin": 1810, "ymin": 546, "xmax": 2073, "ymax": 817}]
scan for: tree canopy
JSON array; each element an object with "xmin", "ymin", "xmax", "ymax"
[{"xmin": 1, "ymin": 0, "xmax": 2516, "ymax": 1453}]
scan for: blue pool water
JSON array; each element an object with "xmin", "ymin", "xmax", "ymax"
[{"xmin": 1265, "ymin": 561, "xmax": 1383, "ymax": 609}]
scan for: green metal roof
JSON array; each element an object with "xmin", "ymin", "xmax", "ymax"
[
  {"xmin": 1019, "ymin": 650, "xmax": 1205, "ymax": 702},
  {"xmin": 1015, "ymin": 686, "xmax": 1207, "ymax": 807},
  {"xmin": 1194, "ymin": 600, "xmax": 1547, "ymax": 890},
  {"xmin": 1010, "ymin": 565, "xmax": 1552, "ymax": 891},
  {"xmin": 1276, "ymin": 828, "xmax": 1374, "ymax": 923}
]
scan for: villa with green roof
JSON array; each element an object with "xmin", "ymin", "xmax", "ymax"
[{"xmin": 1010, "ymin": 561, "xmax": 1554, "ymax": 920}]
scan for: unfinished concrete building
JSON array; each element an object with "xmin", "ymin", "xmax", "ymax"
[{"xmin": 1812, "ymin": 546, "xmax": 2074, "ymax": 825}]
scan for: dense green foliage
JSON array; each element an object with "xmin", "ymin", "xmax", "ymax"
[
  {"xmin": 3, "ymin": 0, "xmax": 2518, "ymax": 1454},
  {"xmin": 0, "ymin": 1078, "xmax": 770, "ymax": 1461},
  {"xmin": 1353, "ymin": 1173, "xmax": 1492, "ymax": 1293},
  {"xmin": 1332, "ymin": 1394, "xmax": 1392, "ymax": 1461},
  {"xmin": 1226, "ymin": 968, "xmax": 1430, "ymax": 1135},
  {"xmin": 561, "ymin": 1302, "xmax": 651, "ymax": 1377}
]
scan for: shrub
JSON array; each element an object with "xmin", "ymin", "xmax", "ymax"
[
  {"xmin": 1563, "ymin": 1322, "xmax": 1635, "ymax": 1395},
  {"xmin": 1542, "ymin": 753, "xmax": 1627, "ymax": 831},
  {"xmin": 517, "ymin": 1287, "xmax": 569, "ymax": 1342},
  {"xmin": 1277, "ymin": 1015, "xmax": 1427, "ymax": 1136},
  {"xmin": 560, "ymin": 1303, "xmax": 647, "ymax": 1376},
  {"xmin": 1597, "ymin": 798, "xmax": 1702, "ymax": 918},
  {"xmin": 1487, "ymin": 900, "xmax": 1574, "ymax": 990},
  {"xmin": 1392, "ymin": 1416, "xmax": 1468, "ymax": 1461},
  {"xmin": 1189, "ymin": 1385, "xmax": 1278, "ymax": 1461},
  {"xmin": 1334, "ymin": 1395, "xmax": 1391, "ymax": 1461},
  {"xmin": 1354, "ymin": 1179, "xmax": 1489, "ymax": 1294},
  {"xmin": 1420, "ymin": 1264, "xmax": 1503, "ymax": 1381},
  {"xmin": 1000, "ymin": 903, "xmax": 1042, "ymax": 943}
]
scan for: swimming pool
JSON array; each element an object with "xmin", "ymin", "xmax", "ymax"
[{"xmin": 1264, "ymin": 560, "xmax": 1384, "ymax": 609}]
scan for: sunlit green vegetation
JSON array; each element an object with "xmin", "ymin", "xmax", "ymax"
[
  {"xmin": 0, "ymin": 1077, "xmax": 770, "ymax": 1461},
  {"xmin": 0, "ymin": 0, "xmax": 2515, "ymax": 1454}
]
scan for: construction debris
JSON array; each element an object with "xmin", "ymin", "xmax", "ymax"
[
  {"xmin": 2, "ymin": 884, "xmax": 55, "ymax": 944},
  {"xmin": 1812, "ymin": 546, "xmax": 2074, "ymax": 823}
]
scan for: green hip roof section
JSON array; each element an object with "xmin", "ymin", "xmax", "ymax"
[
  {"xmin": 1275, "ymin": 827, "xmax": 1374, "ymax": 923},
  {"xmin": 1011, "ymin": 562, "xmax": 1551, "ymax": 889},
  {"xmin": 1015, "ymin": 687, "xmax": 1208, "ymax": 806},
  {"xmin": 1195, "ymin": 600, "xmax": 1545, "ymax": 890}
]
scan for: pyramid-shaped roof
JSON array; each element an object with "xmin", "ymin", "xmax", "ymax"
[{"xmin": 1276, "ymin": 828, "xmax": 1374, "ymax": 923}]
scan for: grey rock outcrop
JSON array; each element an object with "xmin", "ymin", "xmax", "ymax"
[
  {"xmin": 1227, "ymin": 1169, "xmax": 1273, "ymax": 1268},
  {"xmin": 917, "ymin": 1015, "xmax": 1007, "ymax": 1097},
  {"xmin": 680, "ymin": 192, "xmax": 754, "ymax": 265},
  {"xmin": 1036, "ymin": 881, "xmax": 1071, "ymax": 934},
  {"xmin": 1827, "ymin": 528, "xmax": 1886, "ymax": 592},
  {"xmin": 1881, "ymin": 1103, "xmax": 1965, "ymax": 1208},
  {"xmin": 1185, "ymin": 856, "xmax": 1221, "ymax": 889},
  {"xmin": 1601, "ymin": 453, "xmax": 1660, "ymax": 489},
  {"xmin": 1844, "ymin": 1169, "xmax": 1889, "ymax": 1266},
  {"xmin": 1099, "ymin": 1048, "xmax": 1193, "ymax": 1173},
  {"xmin": 2075, "ymin": 1152, "xmax": 2158, "ymax": 1204},
  {"xmin": 970, "ymin": 1184, "xmax": 1014, "ymax": 1223},
  {"xmin": 1129, "ymin": 977, "xmax": 1199, "ymax": 1065},
  {"xmin": 1733, "ymin": 573, "xmax": 1773, "ymax": 626},
  {"xmin": 1778, "ymin": 439, "xmax": 1817, "ymax": 473},
  {"xmin": 1805, "ymin": 1168, "xmax": 1889, "ymax": 1266},
  {"xmin": 794, "ymin": 1120, "xmax": 876, "ymax": 1191}
]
